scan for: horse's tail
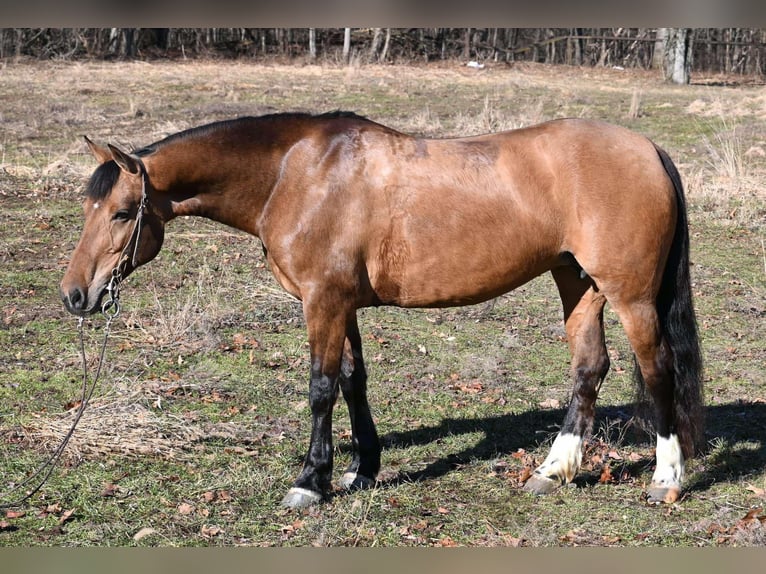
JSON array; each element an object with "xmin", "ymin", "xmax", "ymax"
[{"xmin": 639, "ymin": 145, "xmax": 705, "ymax": 459}]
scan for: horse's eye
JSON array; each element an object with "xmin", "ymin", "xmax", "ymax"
[{"xmin": 112, "ymin": 210, "xmax": 131, "ymax": 222}]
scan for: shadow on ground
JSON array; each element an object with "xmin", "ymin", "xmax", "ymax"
[{"xmin": 370, "ymin": 402, "xmax": 766, "ymax": 494}]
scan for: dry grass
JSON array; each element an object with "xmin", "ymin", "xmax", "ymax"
[{"xmin": 1, "ymin": 61, "xmax": 765, "ymax": 547}]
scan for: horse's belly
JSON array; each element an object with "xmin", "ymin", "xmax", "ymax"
[{"xmin": 370, "ymin": 240, "xmax": 558, "ymax": 308}]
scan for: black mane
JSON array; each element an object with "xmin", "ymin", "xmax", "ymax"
[{"xmin": 85, "ymin": 111, "xmax": 368, "ymax": 200}]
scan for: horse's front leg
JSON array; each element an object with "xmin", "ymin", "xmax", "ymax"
[{"xmin": 281, "ymin": 297, "xmax": 350, "ymax": 508}]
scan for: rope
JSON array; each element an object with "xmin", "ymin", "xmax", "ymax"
[{"xmin": 0, "ymin": 313, "xmax": 115, "ymax": 509}]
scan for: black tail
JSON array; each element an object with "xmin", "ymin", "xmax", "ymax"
[{"xmin": 639, "ymin": 145, "xmax": 705, "ymax": 458}]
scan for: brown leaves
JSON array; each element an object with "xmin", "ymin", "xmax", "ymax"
[
  {"xmin": 582, "ymin": 439, "xmax": 645, "ymax": 486},
  {"xmin": 220, "ymin": 332, "xmax": 260, "ymax": 354},
  {"xmin": 35, "ymin": 503, "xmax": 75, "ymax": 525},
  {"xmin": 706, "ymin": 507, "xmax": 766, "ymax": 544},
  {"xmin": 1, "ymin": 509, "xmax": 25, "ymax": 532},
  {"xmin": 200, "ymin": 524, "xmax": 223, "ymax": 539},
  {"xmin": 279, "ymin": 518, "xmax": 306, "ymax": 541},
  {"xmin": 1, "ymin": 504, "xmax": 78, "ymax": 536},
  {"xmin": 492, "ymin": 449, "xmax": 537, "ymax": 487},
  {"xmin": 538, "ymin": 398, "xmax": 561, "ymax": 409},
  {"xmin": 451, "ymin": 380, "xmax": 484, "ymax": 394}
]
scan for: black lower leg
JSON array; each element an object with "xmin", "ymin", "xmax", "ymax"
[
  {"xmin": 340, "ymin": 350, "xmax": 380, "ymax": 481},
  {"xmin": 293, "ymin": 368, "xmax": 338, "ymax": 496}
]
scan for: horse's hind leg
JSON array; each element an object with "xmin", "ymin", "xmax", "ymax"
[
  {"xmin": 610, "ymin": 299, "xmax": 684, "ymax": 504},
  {"xmin": 524, "ymin": 265, "xmax": 609, "ymax": 494},
  {"xmin": 338, "ymin": 315, "xmax": 381, "ymax": 490}
]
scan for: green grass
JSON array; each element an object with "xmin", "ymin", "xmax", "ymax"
[{"xmin": 1, "ymin": 60, "xmax": 765, "ymax": 547}]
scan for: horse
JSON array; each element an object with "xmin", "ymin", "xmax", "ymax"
[{"xmin": 60, "ymin": 111, "xmax": 703, "ymax": 508}]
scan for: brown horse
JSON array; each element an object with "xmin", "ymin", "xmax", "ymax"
[{"xmin": 60, "ymin": 112, "xmax": 703, "ymax": 508}]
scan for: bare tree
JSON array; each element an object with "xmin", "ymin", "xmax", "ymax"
[
  {"xmin": 342, "ymin": 27, "xmax": 351, "ymax": 63},
  {"xmin": 380, "ymin": 28, "xmax": 391, "ymax": 63},
  {"xmin": 369, "ymin": 27, "xmax": 383, "ymax": 63},
  {"xmin": 309, "ymin": 28, "xmax": 316, "ymax": 61},
  {"xmin": 664, "ymin": 28, "xmax": 694, "ymax": 84}
]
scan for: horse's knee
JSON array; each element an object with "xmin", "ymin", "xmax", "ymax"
[{"xmin": 309, "ymin": 371, "xmax": 339, "ymax": 413}]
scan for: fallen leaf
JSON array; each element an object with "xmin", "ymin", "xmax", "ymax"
[
  {"xmin": 599, "ymin": 464, "xmax": 613, "ymax": 484},
  {"xmin": 177, "ymin": 502, "xmax": 195, "ymax": 515},
  {"xmin": 133, "ymin": 527, "xmax": 157, "ymax": 542},
  {"xmin": 280, "ymin": 519, "xmax": 305, "ymax": 535},
  {"xmin": 737, "ymin": 507, "xmax": 765, "ymax": 528},
  {"xmin": 746, "ymin": 484, "xmax": 766, "ymax": 499},
  {"xmin": 438, "ymin": 536, "xmax": 458, "ymax": 547},
  {"xmin": 5, "ymin": 510, "xmax": 25, "ymax": 519},
  {"xmin": 58, "ymin": 508, "xmax": 75, "ymax": 525},
  {"xmin": 101, "ymin": 483, "xmax": 119, "ymax": 497},
  {"xmin": 200, "ymin": 524, "xmax": 223, "ymax": 538},
  {"xmin": 628, "ymin": 452, "xmax": 642, "ymax": 462},
  {"xmin": 0, "ymin": 520, "xmax": 16, "ymax": 531},
  {"xmin": 607, "ymin": 450, "xmax": 622, "ymax": 460},
  {"xmin": 539, "ymin": 398, "xmax": 560, "ymax": 409},
  {"xmin": 518, "ymin": 467, "xmax": 533, "ymax": 483}
]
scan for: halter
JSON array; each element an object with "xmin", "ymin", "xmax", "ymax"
[{"xmin": 102, "ymin": 160, "xmax": 149, "ymax": 319}]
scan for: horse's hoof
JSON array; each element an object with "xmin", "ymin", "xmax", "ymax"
[
  {"xmin": 522, "ymin": 473, "xmax": 561, "ymax": 495},
  {"xmin": 646, "ymin": 484, "xmax": 681, "ymax": 504},
  {"xmin": 339, "ymin": 472, "xmax": 376, "ymax": 491},
  {"xmin": 280, "ymin": 487, "xmax": 323, "ymax": 508}
]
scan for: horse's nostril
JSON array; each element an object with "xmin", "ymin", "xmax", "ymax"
[{"xmin": 68, "ymin": 287, "xmax": 85, "ymax": 310}]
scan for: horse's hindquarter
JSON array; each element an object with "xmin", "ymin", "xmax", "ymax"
[{"xmin": 367, "ymin": 120, "xmax": 676, "ymax": 307}]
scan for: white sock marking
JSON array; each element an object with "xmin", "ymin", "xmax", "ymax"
[
  {"xmin": 534, "ymin": 432, "xmax": 583, "ymax": 484},
  {"xmin": 652, "ymin": 433, "xmax": 685, "ymax": 487}
]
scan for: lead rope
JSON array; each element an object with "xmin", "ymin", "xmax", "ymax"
[
  {"xmin": 0, "ymin": 291, "xmax": 119, "ymax": 509},
  {"xmin": 0, "ymin": 166, "xmax": 146, "ymax": 509}
]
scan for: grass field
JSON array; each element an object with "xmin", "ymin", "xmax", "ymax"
[{"xmin": 0, "ymin": 59, "xmax": 764, "ymax": 547}]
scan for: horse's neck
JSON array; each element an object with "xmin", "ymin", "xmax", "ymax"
[{"xmin": 149, "ymin": 140, "xmax": 277, "ymax": 237}]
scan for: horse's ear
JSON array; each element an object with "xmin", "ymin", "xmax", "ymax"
[
  {"xmin": 83, "ymin": 136, "xmax": 113, "ymax": 165},
  {"xmin": 107, "ymin": 144, "xmax": 142, "ymax": 175}
]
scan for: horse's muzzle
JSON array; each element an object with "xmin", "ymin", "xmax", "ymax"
[{"xmin": 61, "ymin": 284, "xmax": 106, "ymax": 317}]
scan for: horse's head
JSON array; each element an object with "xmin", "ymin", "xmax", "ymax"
[{"xmin": 60, "ymin": 137, "xmax": 167, "ymax": 316}]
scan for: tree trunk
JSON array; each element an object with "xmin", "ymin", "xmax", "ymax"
[
  {"xmin": 123, "ymin": 28, "xmax": 136, "ymax": 59},
  {"xmin": 309, "ymin": 28, "xmax": 317, "ymax": 61},
  {"xmin": 369, "ymin": 27, "xmax": 382, "ymax": 62},
  {"xmin": 463, "ymin": 28, "xmax": 471, "ymax": 60},
  {"xmin": 342, "ymin": 27, "xmax": 351, "ymax": 63},
  {"xmin": 664, "ymin": 28, "xmax": 693, "ymax": 84},
  {"xmin": 380, "ymin": 28, "xmax": 391, "ymax": 63},
  {"xmin": 653, "ymin": 28, "xmax": 667, "ymax": 69}
]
